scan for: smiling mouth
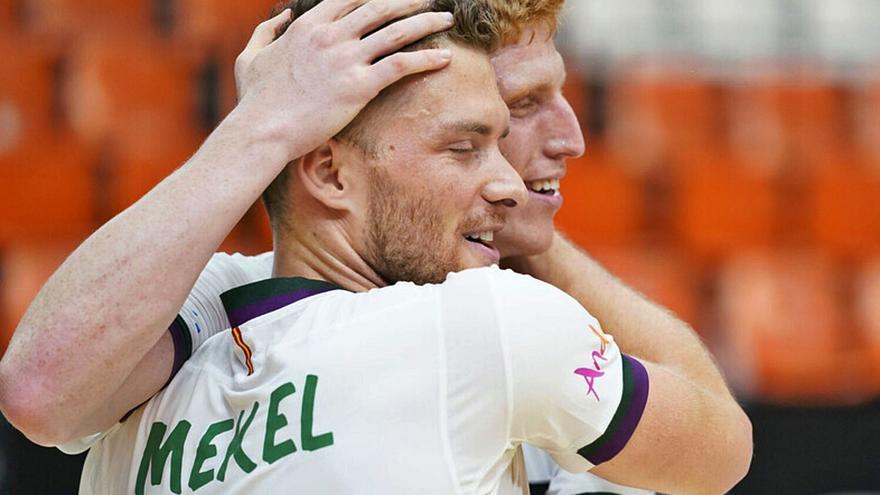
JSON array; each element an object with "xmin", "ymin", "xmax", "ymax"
[
  {"xmin": 527, "ymin": 178, "xmax": 560, "ymax": 196},
  {"xmin": 464, "ymin": 231, "xmax": 494, "ymax": 247}
]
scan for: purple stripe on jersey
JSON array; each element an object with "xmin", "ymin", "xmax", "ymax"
[
  {"xmin": 226, "ymin": 288, "xmax": 336, "ymax": 328},
  {"xmin": 583, "ymin": 355, "xmax": 650, "ymax": 465}
]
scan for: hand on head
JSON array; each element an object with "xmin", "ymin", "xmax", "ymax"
[{"xmin": 234, "ymin": 0, "xmax": 456, "ymax": 160}]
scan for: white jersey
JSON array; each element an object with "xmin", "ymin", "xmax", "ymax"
[
  {"xmin": 523, "ymin": 447, "xmax": 653, "ymax": 495},
  {"xmin": 78, "ymin": 266, "xmax": 649, "ymax": 494}
]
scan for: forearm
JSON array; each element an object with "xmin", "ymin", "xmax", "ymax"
[
  {"xmin": 513, "ymin": 235, "xmax": 752, "ymax": 489},
  {"xmin": 506, "ymin": 232, "xmax": 731, "ymax": 399},
  {"xmin": 0, "ymin": 106, "xmax": 292, "ymax": 445},
  {"xmin": 592, "ymin": 360, "xmax": 752, "ymax": 494}
]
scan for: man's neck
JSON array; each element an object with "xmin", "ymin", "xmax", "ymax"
[{"xmin": 271, "ymin": 226, "xmax": 386, "ymax": 292}]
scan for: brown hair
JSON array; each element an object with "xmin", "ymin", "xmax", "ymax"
[{"xmin": 261, "ymin": 0, "xmax": 507, "ymax": 228}]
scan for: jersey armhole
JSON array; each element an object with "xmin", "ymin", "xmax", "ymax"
[
  {"xmin": 117, "ymin": 315, "xmax": 193, "ymax": 424},
  {"xmin": 166, "ymin": 314, "xmax": 193, "ymax": 387}
]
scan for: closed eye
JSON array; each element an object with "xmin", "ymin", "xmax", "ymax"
[{"xmin": 449, "ymin": 141, "xmax": 475, "ymax": 153}]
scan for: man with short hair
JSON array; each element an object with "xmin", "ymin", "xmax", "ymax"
[{"xmin": 0, "ymin": 0, "xmax": 752, "ymax": 493}]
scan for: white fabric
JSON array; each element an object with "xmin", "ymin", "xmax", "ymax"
[
  {"xmin": 548, "ymin": 467, "xmax": 654, "ymax": 495},
  {"xmin": 177, "ymin": 252, "xmax": 273, "ymax": 351},
  {"xmin": 78, "ymin": 267, "xmax": 634, "ymax": 495}
]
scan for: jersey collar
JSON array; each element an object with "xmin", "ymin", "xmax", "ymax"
[{"xmin": 221, "ymin": 277, "xmax": 344, "ymax": 328}]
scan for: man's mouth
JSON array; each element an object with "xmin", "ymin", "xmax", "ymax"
[
  {"xmin": 526, "ymin": 178, "xmax": 560, "ymax": 196},
  {"xmin": 464, "ymin": 230, "xmax": 494, "ymax": 246},
  {"xmin": 462, "ymin": 230, "xmax": 500, "ymax": 263}
]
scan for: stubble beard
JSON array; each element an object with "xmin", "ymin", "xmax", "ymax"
[{"xmin": 364, "ymin": 166, "xmax": 460, "ymax": 286}]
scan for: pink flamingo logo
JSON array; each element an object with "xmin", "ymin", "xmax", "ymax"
[{"xmin": 575, "ymin": 326, "xmax": 611, "ymax": 401}]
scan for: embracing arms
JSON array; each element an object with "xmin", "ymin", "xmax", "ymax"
[
  {"xmin": 0, "ymin": 0, "xmax": 454, "ymax": 446},
  {"xmin": 506, "ymin": 233, "xmax": 753, "ymax": 494}
]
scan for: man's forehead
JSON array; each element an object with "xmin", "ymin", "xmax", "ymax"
[
  {"xmin": 394, "ymin": 44, "xmax": 507, "ymax": 122},
  {"xmin": 491, "ymin": 28, "xmax": 564, "ymax": 99}
]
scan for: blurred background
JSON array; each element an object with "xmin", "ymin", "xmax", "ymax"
[{"xmin": 1, "ymin": 0, "xmax": 879, "ymax": 493}]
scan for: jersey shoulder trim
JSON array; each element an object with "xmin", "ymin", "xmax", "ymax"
[
  {"xmin": 577, "ymin": 355, "xmax": 649, "ymax": 465},
  {"xmin": 220, "ymin": 277, "xmax": 343, "ymax": 328}
]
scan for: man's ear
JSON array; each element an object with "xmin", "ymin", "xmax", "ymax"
[{"xmin": 296, "ymin": 140, "xmax": 363, "ymax": 211}]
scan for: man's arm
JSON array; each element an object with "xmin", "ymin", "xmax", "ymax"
[
  {"xmin": 504, "ymin": 234, "xmax": 752, "ymax": 494},
  {"xmin": 0, "ymin": 0, "xmax": 455, "ymax": 446}
]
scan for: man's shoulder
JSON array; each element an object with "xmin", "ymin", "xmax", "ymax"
[{"xmin": 441, "ymin": 266, "xmax": 571, "ymax": 304}]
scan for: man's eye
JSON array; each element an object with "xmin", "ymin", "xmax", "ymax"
[
  {"xmin": 510, "ymin": 97, "xmax": 536, "ymax": 110},
  {"xmin": 449, "ymin": 142, "xmax": 475, "ymax": 153}
]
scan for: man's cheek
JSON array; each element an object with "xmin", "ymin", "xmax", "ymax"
[{"xmin": 495, "ymin": 208, "xmax": 556, "ymax": 258}]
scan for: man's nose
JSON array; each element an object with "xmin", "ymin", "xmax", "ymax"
[
  {"xmin": 545, "ymin": 95, "xmax": 586, "ymax": 160},
  {"xmin": 482, "ymin": 149, "xmax": 528, "ymax": 208}
]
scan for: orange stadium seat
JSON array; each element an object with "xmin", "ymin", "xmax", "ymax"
[
  {"xmin": 0, "ymin": 241, "xmax": 79, "ymax": 354},
  {"xmin": 672, "ymin": 147, "xmax": 779, "ymax": 260},
  {"xmin": 807, "ymin": 151, "xmax": 880, "ymax": 259},
  {"xmin": 555, "ymin": 145, "xmax": 644, "ymax": 248},
  {"xmin": 716, "ymin": 251, "xmax": 872, "ymax": 404},
  {"xmin": 0, "ymin": 36, "xmax": 60, "ymax": 153},
  {"xmin": 673, "ymin": 149, "xmax": 778, "ymax": 259},
  {"xmin": 589, "ymin": 246, "xmax": 700, "ymax": 329},
  {"xmin": 0, "ymin": 136, "xmax": 96, "ymax": 243},
  {"xmin": 852, "ymin": 79, "xmax": 880, "ymax": 161},
  {"xmin": 0, "ymin": 1, "xmax": 16, "ymax": 29},
  {"xmin": 606, "ymin": 67, "xmax": 720, "ymax": 172},
  {"xmin": 24, "ymin": 0, "xmax": 155, "ymax": 36},
  {"xmin": 105, "ymin": 132, "xmax": 202, "ymax": 215},
  {"xmin": 62, "ymin": 34, "xmax": 206, "ymax": 149},
  {"xmin": 173, "ymin": 0, "xmax": 279, "ymax": 43},
  {"xmin": 725, "ymin": 76, "xmax": 847, "ymax": 167}
]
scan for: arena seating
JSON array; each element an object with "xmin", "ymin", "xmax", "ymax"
[
  {"xmin": 0, "ymin": 1, "xmax": 16, "ymax": 30},
  {"xmin": 606, "ymin": 67, "xmax": 720, "ymax": 172},
  {"xmin": 0, "ymin": 35, "xmax": 60, "ymax": 153},
  {"xmin": 62, "ymin": 34, "xmax": 206, "ymax": 149},
  {"xmin": 725, "ymin": 76, "xmax": 847, "ymax": 167},
  {"xmin": 671, "ymin": 146, "xmax": 779, "ymax": 260},
  {"xmin": 0, "ymin": 135, "xmax": 96, "ymax": 244},
  {"xmin": 589, "ymin": 246, "xmax": 700, "ymax": 329},
  {"xmin": 24, "ymin": 0, "xmax": 156, "ymax": 36},
  {"xmin": 0, "ymin": 0, "xmax": 878, "ymax": 410},
  {"xmin": 0, "ymin": 241, "xmax": 80, "ymax": 355},
  {"xmin": 716, "ymin": 250, "xmax": 874, "ymax": 403},
  {"xmin": 807, "ymin": 150, "xmax": 880, "ymax": 259},
  {"xmin": 106, "ymin": 130, "xmax": 202, "ymax": 213},
  {"xmin": 555, "ymin": 145, "xmax": 645, "ymax": 248},
  {"xmin": 172, "ymin": 0, "xmax": 279, "ymax": 43}
]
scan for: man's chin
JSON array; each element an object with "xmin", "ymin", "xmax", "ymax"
[{"xmin": 495, "ymin": 222, "xmax": 555, "ymax": 259}]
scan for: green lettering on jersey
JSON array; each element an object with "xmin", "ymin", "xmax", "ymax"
[
  {"xmin": 301, "ymin": 375, "xmax": 334, "ymax": 451},
  {"xmin": 188, "ymin": 418, "xmax": 234, "ymax": 492},
  {"xmin": 216, "ymin": 401, "xmax": 259, "ymax": 482},
  {"xmin": 263, "ymin": 382, "xmax": 298, "ymax": 464},
  {"xmin": 135, "ymin": 420, "xmax": 192, "ymax": 495}
]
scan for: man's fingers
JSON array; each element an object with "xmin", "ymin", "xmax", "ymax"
[
  {"xmin": 247, "ymin": 8, "xmax": 292, "ymax": 50},
  {"xmin": 307, "ymin": 0, "xmax": 370, "ymax": 22},
  {"xmin": 370, "ymin": 48, "xmax": 451, "ymax": 89},
  {"xmin": 341, "ymin": 0, "xmax": 429, "ymax": 37},
  {"xmin": 362, "ymin": 11, "xmax": 453, "ymax": 59}
]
